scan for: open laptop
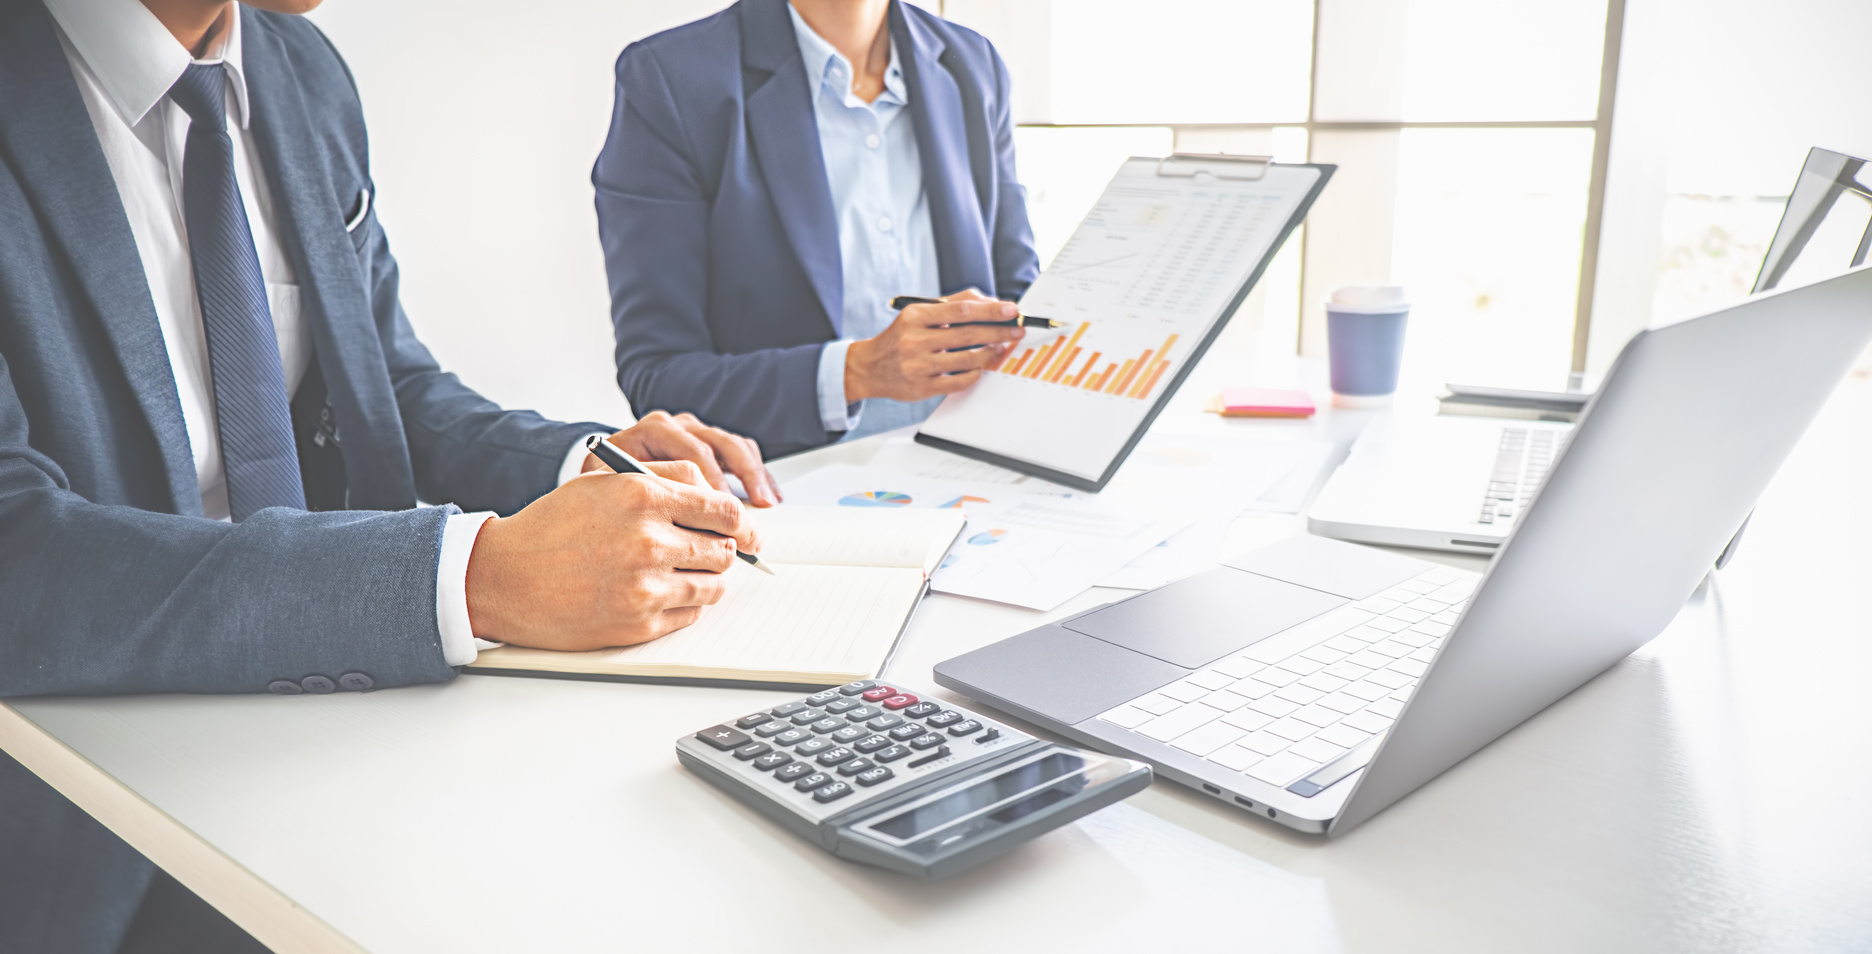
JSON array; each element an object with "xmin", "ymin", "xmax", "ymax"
[
  {"xmin": 935, "ymin": 262, "xmax": 1872, "ymax": 835},
  {"xmin": 1309, "ymin": 146, "xmax": 1872, "ymax": 554}
]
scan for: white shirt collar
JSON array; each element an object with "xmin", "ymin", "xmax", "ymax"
[
  {"xmin": 43, "ymin": 0, "xmax": 250, "ymax": 130},
  {"xmin": 786, "ymin": 3, "xmax": 908, "ymax": 108}
]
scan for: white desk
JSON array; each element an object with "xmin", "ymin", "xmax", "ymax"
[{"xmin": 7, "ymin": 361, "xmax": 1872, "ymax": 954}]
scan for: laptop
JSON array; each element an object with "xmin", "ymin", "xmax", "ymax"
[
  {"xmin": 1308, "ymin": 146, "xmax": 1872, "ymax": 554},
  {"xmin": 935, "ymin": 262, "xmax": 1872, "ymax": 835}
]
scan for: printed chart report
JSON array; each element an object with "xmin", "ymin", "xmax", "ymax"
[{"xmin": 918, "ymin": 158, "xmax": 1327, "ymax": 486}]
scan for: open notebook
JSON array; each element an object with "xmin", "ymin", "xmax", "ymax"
[{"xmin": 465, "ymin": 506, "xmax": 965, "ymax": 689}]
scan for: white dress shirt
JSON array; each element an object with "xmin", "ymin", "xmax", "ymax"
[
  {"xmin": 44, "ymin": 0, "xmax": 583, "ymax": 664},
  {"xmin": 790, "ymin": 6, "xmax": 943, "ymax": 440}
]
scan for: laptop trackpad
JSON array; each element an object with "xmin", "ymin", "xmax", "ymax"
[
  {"xmin": 1062, "ymin": 566, "xmax": 1347, "ymax": 669},
  {"xmin": 934, "ymin": 626, "xmax": 1189, "ymax": 726}
]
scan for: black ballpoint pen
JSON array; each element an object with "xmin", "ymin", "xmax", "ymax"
[
  {"xmin": 584, "ymin": 435, "xmax": 775, "ymax": 576},
  {"xmin": 888, "ymin": 295, "xmax": 1065, "ymax": 329}
]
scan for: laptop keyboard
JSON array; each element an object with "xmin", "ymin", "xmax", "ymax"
[
  {"xmin": 1478, "ymin": 427, "xmax": 1565, "ymax": 526},
  {"xmin": 1095, "ymin": 565, "xmax": 1478, "ymax": 791}
]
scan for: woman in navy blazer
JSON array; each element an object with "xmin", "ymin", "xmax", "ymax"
[{"xmin": 595, "ymin": 0, "xmax": 1040, "ymax": 458}]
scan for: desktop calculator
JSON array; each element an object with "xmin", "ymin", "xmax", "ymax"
[{"xmin": 677, "ymin": 680, "xmax": 1152, "ymax": 879}]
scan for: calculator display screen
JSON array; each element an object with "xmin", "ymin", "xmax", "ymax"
[{"xmin": 870, "ymin": 753, "xmax": 1087, "ymax": 840}]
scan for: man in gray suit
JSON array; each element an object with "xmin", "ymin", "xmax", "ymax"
[{"xmin": 0, "ymin": 0, "xmax": 782, "ymax": 949}]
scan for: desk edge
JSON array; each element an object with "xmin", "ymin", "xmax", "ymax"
[{"xmin": 0, "ymin": 702, "xmax": 366, "ymax": 954}]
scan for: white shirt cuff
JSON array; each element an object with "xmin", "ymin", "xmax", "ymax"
[
  {"xmin": 560, "ymin": 432, "xmax": 609, "ymax": 486},
  {"xmin": 816, "ymin": 339, "xmax": 862, "ymax": 433},
  {"xmin": 436, "ymin": 511, "xmax": 496, "ymax": 666}
]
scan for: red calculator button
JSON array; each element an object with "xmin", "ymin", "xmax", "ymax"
[
  {"xmin": 860, "ymin": 686, "xmax": 897, "ymax": 702},
  {"xmin": 881, "ymin": 694, "xmax": 918, "ymax": 710}
]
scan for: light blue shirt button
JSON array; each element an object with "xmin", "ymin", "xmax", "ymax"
[
  {"xmin": 865, "ymin": 133, "xmax": 880, "ymax": 148},
  {"xmin": 877, "ymin": 216, "xmax": 892, "ymax": 232}
]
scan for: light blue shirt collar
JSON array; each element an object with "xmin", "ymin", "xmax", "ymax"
[{"xmin": 786, "ymin": 4, "xmax": 908, "ymax": 112}]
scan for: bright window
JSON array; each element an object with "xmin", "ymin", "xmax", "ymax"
[{"xmin": 947, "ymin": 0, "xmax": 1618, "ymax": 391}]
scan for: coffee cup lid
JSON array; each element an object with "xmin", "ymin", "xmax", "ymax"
[{"xmin": 1331, "ymin": 285, "xmax": 1405, "ymax": 306}]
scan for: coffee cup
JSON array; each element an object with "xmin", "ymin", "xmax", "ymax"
[{"xmin": 1325, "ymin": 286, "xmax": 1409, "ymax": 408}]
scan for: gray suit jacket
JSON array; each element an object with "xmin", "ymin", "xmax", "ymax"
[{"xmin": 0, "ymin": 2, "xmax": 606, "ymax": 949}]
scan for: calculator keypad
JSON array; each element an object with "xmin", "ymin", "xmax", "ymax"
[
  {"xmin": 816, "ymin": 747, "xmax": 857, "ymax": 766},
  {"xmin": 682, "ymin": 685, "xmax": 1026, "ymax": 821}
]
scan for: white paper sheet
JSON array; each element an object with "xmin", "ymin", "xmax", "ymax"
[
  {"xmin": 780, "ymin": 464, "xmax": 1191, "ymax": 610},
  {"xmin": 1093, "ymin": 432, "xmax": 1294, "ymax": 588}
]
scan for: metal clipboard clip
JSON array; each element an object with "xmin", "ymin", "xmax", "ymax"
[{"xmin": 1154, "ymin": 153, "xmax": 1272, "ymax": 181}]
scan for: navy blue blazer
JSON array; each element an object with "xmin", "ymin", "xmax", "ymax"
[
  {"xmin": 594, "ymin": 0, "xmax": 1040, "ymax": 458},
  {"xmin": 0, "ymin": 3, "xmax": 603, "ymax": 948}
]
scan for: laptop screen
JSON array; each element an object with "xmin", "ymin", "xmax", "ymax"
[{"xmin": 1755, "ymin": 147, "xmax": 1872, "ymax": 294}]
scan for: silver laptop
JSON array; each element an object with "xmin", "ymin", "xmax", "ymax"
[
  {"xmin": 1309, "ymin": 146, "xmax": 1872, "ymax": 554},
  {"xmin": 935, "ymin": 263, "xmax": 1872, "ymax": 835}
]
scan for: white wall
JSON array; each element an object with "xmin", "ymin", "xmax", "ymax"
[{"xmin": 304, "ymin": 0, "xmax": 729, "ymax": 427}]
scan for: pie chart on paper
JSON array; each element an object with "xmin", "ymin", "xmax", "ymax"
[
  {"xmin": 840, "ymin": 491, "xmax": 913, "ymax": 508},
  {"xmin": 939, "ymin": 495, "xmax": 992, "ymax": 509},
  {"xmin": 967, "ymin": 529, "xmax": 1008, "ymax": 545}
]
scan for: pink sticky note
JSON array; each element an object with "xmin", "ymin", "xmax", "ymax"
[{"xmin": 1219, "ymin": 387, "xmax": 1316, "ymax": 418}]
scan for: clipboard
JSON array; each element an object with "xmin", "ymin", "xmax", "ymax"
[{"xmin": 915, "ymin": 155, "xmax": 1335, "ymax": 492}]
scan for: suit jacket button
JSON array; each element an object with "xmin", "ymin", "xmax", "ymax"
[
  {"xmin": 268, "ymin": 680, "xmax": 304, "ymax": 695},
  {"xmin": 300, "ymin": 675, "xmax": 336, "ymax": 694},
  {"xmin": 338, "ymin": 672, "xmax": 374, "ymax": 692}
]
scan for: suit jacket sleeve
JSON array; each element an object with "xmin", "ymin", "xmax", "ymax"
[
  {"xmin": 986, "ymin": 45, "xmax": 1040, "ymax": 302},
  {"xmin": 0, "ymin": 350, "xmax": 459, "ymax": 697},
  {"xmin": 594, "ymin": 44, "xmax": 833, "ymax": 458}
]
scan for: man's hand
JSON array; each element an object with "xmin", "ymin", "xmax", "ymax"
[
  {"xmin": 581, "ymin": 409, "xmax": 781, "ymax": 507},
  {"xmin": 465, "ymin": 460, "xmax": 760, "ymax": 650},
  {"xmin": 844, "ymin": 289, "xmax": 1025, "ymax": 403}
]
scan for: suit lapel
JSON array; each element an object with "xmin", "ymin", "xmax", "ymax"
[
  {"xmin": 740, "ymin": 0, "xmax": 844, "ymax": 334},
  {"xmin": 893, "ymin": 4, "xmax": 994, "ymax": 296},
  {"xmin": 241, "ymin": 11, "xmax": 415, "ymax": 509},
  {"xmin": 0, "ymin": 0, "xmax": 199, "ymax": 513}
]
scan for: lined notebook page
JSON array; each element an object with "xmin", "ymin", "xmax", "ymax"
[
  {"xmin": 592, "ymin": 562, "xmax": 928, "ymax": 673},
  {"xmin": 753, "ymin": 507, "xmax": 963, "ymax": 572}
]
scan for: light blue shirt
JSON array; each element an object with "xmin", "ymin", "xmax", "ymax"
[{"xmin": 790, "ymin": 6, "xmax": 942, "ymax": 439}]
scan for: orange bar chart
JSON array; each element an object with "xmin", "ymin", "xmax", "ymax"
[
  {"xmin": 1022, "ymin": 334, "xmax": 1064, "ymax": 380},
  {"xmin": 1128, "ymin": 334, "xmax": 1180, "ymax": 399},
  {"xmin": 991, "ymin": 324, "xmax": 1179, "ymax": 402},
  {"xmin": 1130, "ymin": 358, "xmax": 1170, "ymax": 398},
  {"xmin": 1046, "ymin": 346, "xmax": 1082, "ymax": 383},
  {"xmin": 1103, "ymin": 359, "xmax": 1135, "ymax": 395},
  {"xmin": 1001, "ymin": 348, "xmax": 1035, "ymax": 377},
  {"xmin": 1112, "ymin": 346, "xmax": 1156, "ymax": 394},
  {"xmin": 1040, "ymin": 323, "xmax": 1089, "ymax": 382}
]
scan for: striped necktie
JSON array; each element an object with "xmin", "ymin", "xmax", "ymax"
[{"xmin": 167, "ymin": 63, "xmax": 305, "ymax": 520}]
